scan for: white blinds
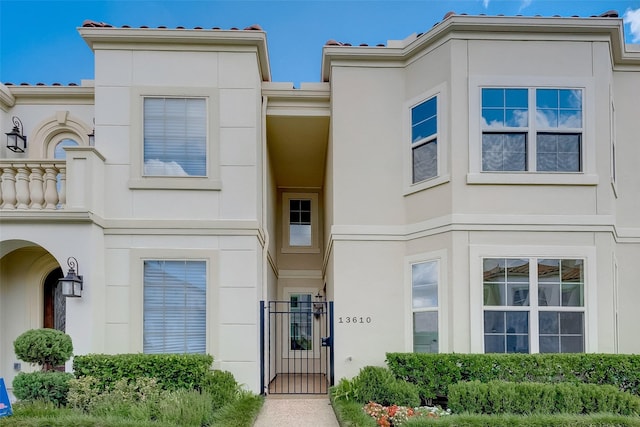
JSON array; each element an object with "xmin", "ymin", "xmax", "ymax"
[
  {"xmin": 143, "ymin": 97, "xmax": 207, "ymax": 176},
  {"xmin": 143, "ymin": 260, "xmax": 206, "ymax": 354}
]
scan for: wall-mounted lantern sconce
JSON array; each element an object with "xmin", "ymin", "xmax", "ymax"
[
  {"xmin": 313, "ymin": 291, "xmax": 324, "ymax": 318},
  {"xmin": 88, "ymin": 118, "xmax": 95, "ymax": 146},
  {"xmin": 5, "ymin": 116, "xmax": 27, "ymax": 153},
  {"xmin": 58, "ymin": 257, "xmax": 83, "ymax": 298}
]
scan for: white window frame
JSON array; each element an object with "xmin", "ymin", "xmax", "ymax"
[
  {"xmin": 129, "ymin": 86, "xmax": 221, "ymax": 190},
  {"xmin": 129, "ymin": 248, "xmax": 217, "ymax": 354},
  {"xmin": 405, "ymin": 250, "xmax": 447, "ymax": 353},
  {"xmin": 403, "ymin": 83, "xmax": 449, "ymax": 195},
  {"xmin": 468, "ymin": 76, "xmax": 597, "ymax": 186},
  {"xmin": 469, "ymin": 245, "xmax": 597, "ymax": 354},
  {"xmin": 281, "ymin": 192, "xmax": 320, "ymax": 254}
]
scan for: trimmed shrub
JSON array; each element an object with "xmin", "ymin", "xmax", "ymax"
[
  {"xmin": 351, "ymin": 366, "xmax": 420, "ymax": 407},
  {"xmin": 72, "ymin": 353, "xmax": 213, "ymax": 391},
  {"xmin": 12, "ymin": 371, "xmax": 73, "ymax": 406},
  {"xmin": 386, "ymin": 353, "xmax": 640, "ymax": 399},
  {"xmin": 199, "ymin": 370, "xmax": 240, "ymax": 410},
  {"xmin": 448, "ymin": 381, "xmax": 640, "ymax": 416},
  {"xmin": 13, "ymin": 328, "xmax": 73, "ymax": 371}
]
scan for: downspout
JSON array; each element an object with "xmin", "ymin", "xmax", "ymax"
[
  {"xmin": 260, "ymin": 94, "xmax": 269, "ymax": 395},
  {"xmin": 261, "ymin": 95, "xmax": 269, "ymax": 302}
]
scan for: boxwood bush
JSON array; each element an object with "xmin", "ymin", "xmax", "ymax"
[
  {"xmin": 73, "ymin": 353, "xmax": 213, "ymax": 391},
  {"xmin": 448, "ymin": 381, "xmax": 640, "ymax": 415},
  {"xmin": 386, "ymin": 353, "xmax": 640, "ymax": 399},
  {"xmin": 12, "ymin": 371, "xmax": 73, "ymax": 407},
  {"xmin": 342, "ymin": 366, "xmax": 421, "ymax": 407},
  {"xmin": 13, "ymin": 328, "xmax": 73, "ymax": 371}
]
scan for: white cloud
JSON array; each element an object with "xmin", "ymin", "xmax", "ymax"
[
  {"xmin": 518, "ymin": 0, "xmax": 532, "ymax": 12},
  {"xmin": 624, "ymin": 8, "xmax": 640, "ymax": 43},
  {"xmin": 144, "ymin": 159, "xmax": 188, "ymax": 176}
]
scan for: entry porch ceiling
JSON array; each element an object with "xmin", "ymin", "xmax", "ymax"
[{"xmin": 267, "ymin": 115, "xmax": 329, "ymax": 189}]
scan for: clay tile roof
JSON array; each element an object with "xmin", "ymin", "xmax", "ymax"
[
  {"xmin": 82, "ymin": 19, "xmax": 113, "ymax": 28},
  {"xmin": 443, "ymin": 11, "xmax": 456, "ymax": 19},
  {"xmin": 325, "ymin": 39, "xmax": 343, "ymax": 46},
  {"xmin": 20, "ymin": 83, "xmax": 30, "ymax": 86},
  {"xmin": 52, "ymin": 83, "xmax": 61, "ymax": 86},
  {"xmin": 36, "ymin": 82, "xmax": 45, "ymax": 86},
  {"xmin": 68, "ymin": 83, "xmax": 78, "ymax": 86},
  {"xmin": 599, "ymin": 10, "xmax": 619, "ymax": 17},
  {"xmin": 4, "ymin": 82, "xmax": 14, "ymax": 86},
  {"xmin": 359, "ymin": 43, "xmax": 368, "ymax": 46},
  {"xmin": 244, "ymin": 24, "xmax": 263, "ymax": 31}
]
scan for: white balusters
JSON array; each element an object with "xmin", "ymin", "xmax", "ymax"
[{"xmin": 0, "ymin": 161, "xmax": 65, "ymax": 210}]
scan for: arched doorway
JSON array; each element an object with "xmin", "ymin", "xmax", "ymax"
[{"xmin": 43, "ymin": 268, "xmax": 65, "ymax": 332}]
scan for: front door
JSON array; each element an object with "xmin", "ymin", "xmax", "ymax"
[{"xmin": 43, "ymin": 268, "xmax": 65, "ymax": 332}]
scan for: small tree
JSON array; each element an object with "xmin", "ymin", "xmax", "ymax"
[{"xmin": 14, "ymin": 328, "xmax": 73, "ymax": 371}]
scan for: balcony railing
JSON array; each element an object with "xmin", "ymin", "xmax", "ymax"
[
  {"xmin": 0, "ymin": 148, "xmax": 105, "ymax": 213},
  {"xmin": 0, "ymin": 161, "xmax": 66, "ymax": 210}
]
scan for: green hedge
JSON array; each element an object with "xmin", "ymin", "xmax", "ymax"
[
  {"xmin": 386, "ymin": 353, "xmax": 640, "ymax": 399},
  {"xmin": 73, "ymin": 354, "xmax": 213, "ymax": 391},
  {"xmin": 401, "ymin": 414, "xmax": 640, "ymax": 427},
  {"xmin": 12, "ymin": 372, "xmax": 74, "ymax": 407},
  {"xmin": 448, "ymin": 381, "xmax": 640, "ymax": 415}
]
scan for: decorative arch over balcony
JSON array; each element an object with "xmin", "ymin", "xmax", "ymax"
[{"xmin": 30, "ymin": 111, "xmax": 92, "ymax": 158}]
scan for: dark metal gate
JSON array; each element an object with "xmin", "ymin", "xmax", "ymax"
[{"xmin": 260, "ymin": 300, "xmax": 334, "ymax": 394}]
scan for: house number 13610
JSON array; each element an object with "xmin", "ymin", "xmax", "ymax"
[{"xmin": 338, "ymin": 317, "xmax": 372, "ymax": 324}]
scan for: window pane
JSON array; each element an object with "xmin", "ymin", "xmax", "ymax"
[
  {"xmin": 412, "ymin": 261, "xmax": 438, "ymax": 309},
  {"xmin": 539, "ymin": 259, "xmax": 584, "ymax": 307},
  {"xmin": 536, "ymin": 89, "xmax": 582, "ymax": 129},
  {"xmin": 482, "ymin": 133, "xmax": 527, "ymax": 171},
  {"xmin": 289, "ymin": 198, "xmax": 312, "ymax": 246},
  {"xmin": 539, "ymin": 311, "xmax": 584, "ymax": 354},
  {"xmin": 412, "ymin": 98, "xmax": 437, "ymax": 142},
  {"xmin": 484, "ymin": 311, "xmax": 529, "ymax": 353},
  {"xmin": 482, "ymin": 88, "xmax": 528, "ymax": 128},
  {"xmin": 413, "ymin": 311, "xmax": 438, "ymax": 353},
  {"xmin": 143, "ymin": 260, "xmax": 206, "ymax": 354},
  {"xmin": 484, "ymin": 311, "xmax": 505, "ymax": 334},
  {"xmin": 483, "ymin": 258, "xmax": 529, "ymax": 306},
  {"xmin": 412, "ymin": 140, "xmax": 437, "ymax": 183},
  {"xmin": 290, "ymin": 224, "xmax": 311, "ymax": 246},
  {"xmin": 143, "ymin": 97, "xmax": 206, "ymax": 177},
  {"xmin": 290, "ymin": 294, "xmax": 312, "ymax": 351},
  {"xmin": 54, "ymin": 139, "xmax": 79, "ymax": 159},
  {"xmin": 536, "ymin": 134, "xmax": 581, "ymax": 172}
]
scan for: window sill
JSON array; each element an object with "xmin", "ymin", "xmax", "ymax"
[
  {"xmin": 466, "ymin": 173, "xmax": 599, "ymax": 186},
  {"xmin": 281, "ymin": 246, "xmax": 321, "ymax": 254},
  {"xmin": 128, "ymin": 178, "xmax": 222, "ymax": 190},
  {"xmin": 404, "ymin": 174, "xmax": 451, "ymax": 196}
]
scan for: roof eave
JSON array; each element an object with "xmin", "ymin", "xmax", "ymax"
[
  {"xmin": 78, "ymin": 27, "xmax": 271, "ymax": 81},
  {"xmin": 321, "ymin": 15, "xmax": 633, "ymax": 81}
]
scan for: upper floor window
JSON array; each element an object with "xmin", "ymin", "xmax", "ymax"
[
  {"xmin": 411, "ymin": 97, "xmax": 438, "ymax": 183},
  {"xmin": 289, "ymin": 199, "xmax": 312, "ymax": 247},
  {"xmin": 53, "ymin": 138, "xmax": 79, "ymax": 159},
  {"xmin": 481, "ymin": 88, "xmax": 583, "ymax": 173},
  {"xmin": 282, "ymin": 192, "xmax": 320, "ymax": 254},
  {"xmin": 143, "ymin": 97, "xmax": 206, "ymax": 177}
]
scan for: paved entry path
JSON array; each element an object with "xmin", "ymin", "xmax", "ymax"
[{"xmin": 253, "ymin": 396, "xmax": 340, "ymax": 427}]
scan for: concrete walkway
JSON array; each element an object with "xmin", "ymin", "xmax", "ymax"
[{"xmin": 253, "ymin": 396, "xmax": 339, "ymax": 427}]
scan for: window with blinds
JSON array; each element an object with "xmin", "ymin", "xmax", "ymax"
[
  {"xmin": 143, "ymin": 260, "xmax": 206, "ymax": 354},
  {"xmin": 143, "ymin": 97, "xmax": 207, "ymax": 177}
]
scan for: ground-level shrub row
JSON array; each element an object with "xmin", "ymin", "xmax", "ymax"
[
  {"xmin": 448, "ymin": 380, "xmax": 640, "ymax": 416},
  {"xmin": 387, "ymin": 353, "xmax": 640, "ymax": 399},
  {"xmin": 401, "ymin": 413, "xmax": 640, "ymax": 427}
]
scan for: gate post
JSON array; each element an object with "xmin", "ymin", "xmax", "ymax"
[
  {"xmin": 259, "ymin": 300, "xmax": 265, "ymax": 395},
  {"xmin": 329, "ymin": 301, "xmax": 334, "ymax": 387}
]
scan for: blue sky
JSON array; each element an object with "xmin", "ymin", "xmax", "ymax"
[{"xmin": 2, "ymin": 0, "xmax": 640, "ymax": 86}]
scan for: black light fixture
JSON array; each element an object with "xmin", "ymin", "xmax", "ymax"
[
  {"xmin": 88, "ymin": 118, "xmax": 95, "ymax": 146},
  {"xmin": 313, "ymin": 291, "xmax": 324, "ymax": 318},
  {"xmin": 58, "ymin": 257, "xmax": 83, "ymax": 298},
  {"xmin": 5, "ymin": 116, "xmax": 27, "ymax": 153}
]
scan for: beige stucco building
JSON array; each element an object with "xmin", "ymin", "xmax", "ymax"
[{"xmin": 2, "ymin": 11, "xmax": 640, "ymax": 395}]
